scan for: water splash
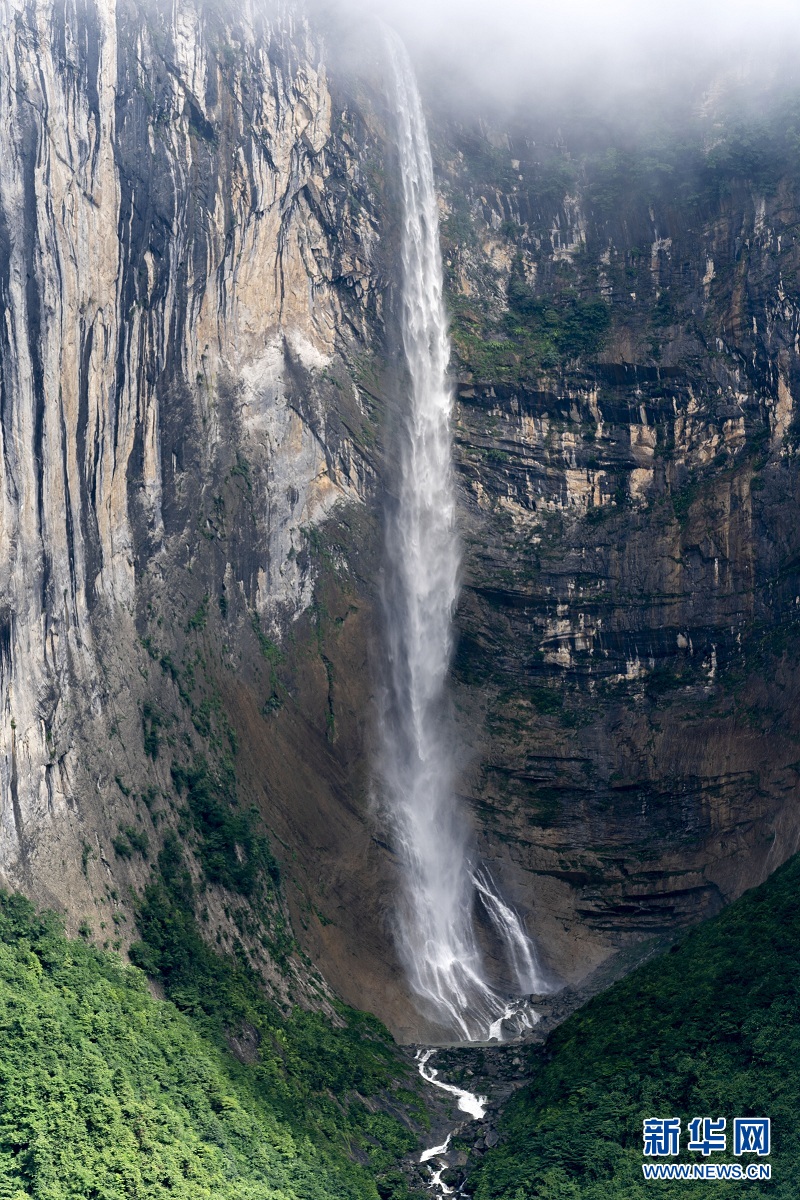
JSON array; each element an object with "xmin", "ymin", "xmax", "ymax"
[
  {"xmin": 416, "ymin": 1050, "xmax": 484, "ymax": 1195},
  {"xmin": 473, "ymin": 867, "xmax": 543, "ymax": 994},
  {"xmin": 417, "ymin": 1049, "xmax": 487, "ymax": 1120},
  {"xmin": 378, "ymin": 31, "xmax": 550, "ymax": 1041}
]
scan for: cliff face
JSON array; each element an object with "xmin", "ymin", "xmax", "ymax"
[
  {"xmin": 1, "ymin": 0, "xmax": 800, "ymax": 1041},
  {"xmin": 435, "ymin": 92, "xmax": 800, "ymax": 984},
  {"xmin": 0, "ymin": 0, "xmax": 402, "ymax": 1014}
]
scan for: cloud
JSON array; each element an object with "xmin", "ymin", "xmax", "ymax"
[{"xmin": 314, "ymin": 0, "xmax": 800, "ymax": 110}]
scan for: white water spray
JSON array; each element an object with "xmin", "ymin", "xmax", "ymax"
[
  {"xmin": 416, "ymin": 1050, "xmax": 484, "ymax": 1195},
  {"xmin": 378, "ymin": 33, "xmax": 550, "ymax": 1042},
  {"xmin": 417, "ymin": 1050, "xmax": 487, "ymax": 1121}
]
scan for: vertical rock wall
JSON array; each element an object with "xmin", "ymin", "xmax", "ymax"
[
  {"xmin": 432, "ymin": 98, "xmax": 800, "ymax": 987},
  {"xmin": 0, "ymin": 0, "xmax": 391, "ymax": 983},
  {"xmin": 3, "ymin": 0, "xmax": 800, "ymax": 1040}
]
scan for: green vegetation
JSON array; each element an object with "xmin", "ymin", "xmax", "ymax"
[
  {"xmin": 450, "ymin": 259, "xmax": 610, "ymax": 381},
  {"xmin": 171, "ymin": 757, "xmax": 278, "ymax": 898},
  {"xmin": 446, "ymin": 88, "xmax": 800, "ymax": 390},
  {"xmin": 506, "ymin": 266, "xmax": 611, "ymax": 362},
  {"xmin": 142, "ymin": 702, "xmax": 165, "ymax": 760},
  {"xmin": 186, "ymin": 595, "xmax": 209, "ymax": 633},
  {"xmin": 229, "ymin": 453, "xmax": 253, "ymax": 491},
  {"xmin": 469, "ymin": 852, "xmax": 800, "ymax": 1199},
  {"xmin": 524, "ymin": 685, "xmax": 566, "ymax": 717},
  {"xmin": 251, "ymin": 612, "xmax": 284, "ymax": 713},
  {"xmin": 250, "ymin": 612, "xmax": 282, "ymax": 666},
  {"xmin": 125, "ymin": 574, "xmax": 423, "ymax": 1193},
  {"xmin": 0, "ymin": 891, "xmax": 421, "ymax": 1199},
  {"xmin": 112, "ymin": 825, "xmax": 150, "ymax": 860},
  {"xmin": 125, "ymin": 813, "xmax": 424, "ymax": 1197},
  {"xmin": 670, "ymin": 474, "xmax": 700, "ymax": 524}
]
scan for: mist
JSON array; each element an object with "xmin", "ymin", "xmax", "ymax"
[{"xmin": 310, "ymin": 0, "xmax": 800, "ymax": 119}]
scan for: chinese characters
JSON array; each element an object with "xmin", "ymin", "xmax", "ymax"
[{"xmin": 643, "ymin": 1117, "xmax": 770, "ymax": 1157}]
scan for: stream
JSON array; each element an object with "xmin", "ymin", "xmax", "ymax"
[
  {"xmin": 416, "ymin": 1050, "xmax": 487, "ymax": 1195},
  {"xmin": 414, "ymin": 1000, "xmax": 542, "ymax": 1195}
]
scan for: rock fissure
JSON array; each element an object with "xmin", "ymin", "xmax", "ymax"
[{"xmin": 0, "ymin": 0, "xmax": 799, "ymax": 1051}]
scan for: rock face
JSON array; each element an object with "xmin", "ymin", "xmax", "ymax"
[
  {"xmin": 0, "ymin": 0, "xmax": 400, "ymax": 1014},
  {"xmin": 435, "ymin": 93, "xmax": 800, "ymax": 985},
  {"xmin": 1, "ymin": 0, "xmax": 799, "ymax": 1039}
]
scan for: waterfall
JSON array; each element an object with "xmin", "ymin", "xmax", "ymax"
[{"xmin": 378, "ymin": 32, "xmax": 549, "ymax": 1042}]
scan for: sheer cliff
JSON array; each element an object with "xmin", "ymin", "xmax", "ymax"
[
  {"xmin": 0, "ymin": 0, "xmax": 398, "ymax": 1015},
  {"xmin": 1, "ymin": 0, "xmax": 800, "ymax": 1044},
  {"xmin": 434, "ymin": 88, "xmax": 800, "ymax": 988}
]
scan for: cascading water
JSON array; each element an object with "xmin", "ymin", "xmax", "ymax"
[{"xmin": 378, "ymin": 32, "xmax": 550, "ymax": 1044}]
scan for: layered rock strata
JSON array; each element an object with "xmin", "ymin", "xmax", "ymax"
[{"xmin": 2, "ymin": 0, "xmax": 800, "ymax": 1038}]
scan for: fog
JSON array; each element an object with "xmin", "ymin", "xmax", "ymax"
[{"xmin": 312, "ymin": 0, "xmax": 800, "ymax": 115}]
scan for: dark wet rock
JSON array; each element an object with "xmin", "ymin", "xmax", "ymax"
[{"xmin": 225, "ymin": 1022, "xmax": 261, "ymax": 1065}]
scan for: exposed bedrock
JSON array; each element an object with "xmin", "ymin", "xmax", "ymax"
[
  {"xmin": 1, "ymin": 0, "xmax": 799, "ymax": 1039},
  {"xmin": 0, "ymin": 0, "xmax": 407, "ymax": 1020},
  {"xmin": 439, "ymin": 99, "xmax": 800, "ymax": 990}
]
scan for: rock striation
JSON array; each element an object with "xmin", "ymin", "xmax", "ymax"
[
  {"xmin": 435, "ymin": 92, "xmax": 800, "ymax": 985},
  {"xmin": 1, "ymin": 0, "xmax": 799, "ymax": 1038},
  {"xmin": 0, "ymin": 0, "xmax": 395, "ymax": 1012}
]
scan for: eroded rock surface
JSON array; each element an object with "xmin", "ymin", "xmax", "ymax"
[
  {"xmin": 435, "ymin": 92, "xmax": 800, "ymax": 987},
  {"xmin": 0, "ymin": 0, "xmax": 399, "ymax": 1016},
  {"xmin": 1, "ymin": 0, "xmax": 799, "ymax": 1039}
]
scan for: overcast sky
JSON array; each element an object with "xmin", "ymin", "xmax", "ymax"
[{"xmin": 319, "ymin": 0, "xmax": 800, "ymax": 111}]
